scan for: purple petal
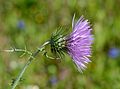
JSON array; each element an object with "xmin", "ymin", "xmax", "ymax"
[{"xmin": 66, "ymin": 15, "xmax": 93, "ymax": 72}]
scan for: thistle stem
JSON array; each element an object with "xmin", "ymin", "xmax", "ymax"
[{"xmin": 11, "ymin": 41, "xmax": 50, "ymax": 89}]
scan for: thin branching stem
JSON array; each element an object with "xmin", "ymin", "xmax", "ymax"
[
  {"xmin": 4, "ymin": 47, "xmax": 32, "ymax": 56},
  {"xmin": 11, "ymin": 41, "xmax": 50, "ymax": 89}
]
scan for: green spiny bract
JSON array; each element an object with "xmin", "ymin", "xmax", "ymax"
[{"xmin": 50, "ymin": 29, "xmax": 67, "ymax": 58}]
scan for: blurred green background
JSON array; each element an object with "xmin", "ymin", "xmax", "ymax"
[{"xmin": 0, "ymin": 0, "xmax": 120, "ymax": 89}]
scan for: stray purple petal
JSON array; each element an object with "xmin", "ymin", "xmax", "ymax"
[
  {"xmin": 108, "ymin": 47, "xmax": 120, "ymax": 59},
  {"xmin": 49, "ymin": 76, "xmax": 58, "ymax": 85},
  {"xmin": 17, "ymin": 20, "xmax": 25, "ymax": 30}
]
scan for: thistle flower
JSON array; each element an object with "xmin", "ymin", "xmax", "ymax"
[
  {"xmin": 50, "ymin": 15, "xmax": 93, "ymax": 72},
  {"xmin": 7, "ymin": 15, "xmax": 93, "ymax": 89}
]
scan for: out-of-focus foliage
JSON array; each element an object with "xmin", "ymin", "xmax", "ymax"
[{"xmin": 0, "ymin": 0, "xmax": 120, "ymax": 89}]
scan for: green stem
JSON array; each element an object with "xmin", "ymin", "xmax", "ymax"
[{"xmin": 11, "ymin": 41, "xmax": 49, "ymax": 89}]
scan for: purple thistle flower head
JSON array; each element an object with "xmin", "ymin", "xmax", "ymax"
[
  {"xmin": 50, "ymin": 15, "xmax": 93, "ymax": 72},
  {"xmin": 66, "ymin": 15, "xmax": 93, "ymax": 72}
]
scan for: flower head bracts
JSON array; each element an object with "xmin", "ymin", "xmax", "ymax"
[{"xmin": 50, "ymin": 28, "xmax": 67, "ymax": 59}]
